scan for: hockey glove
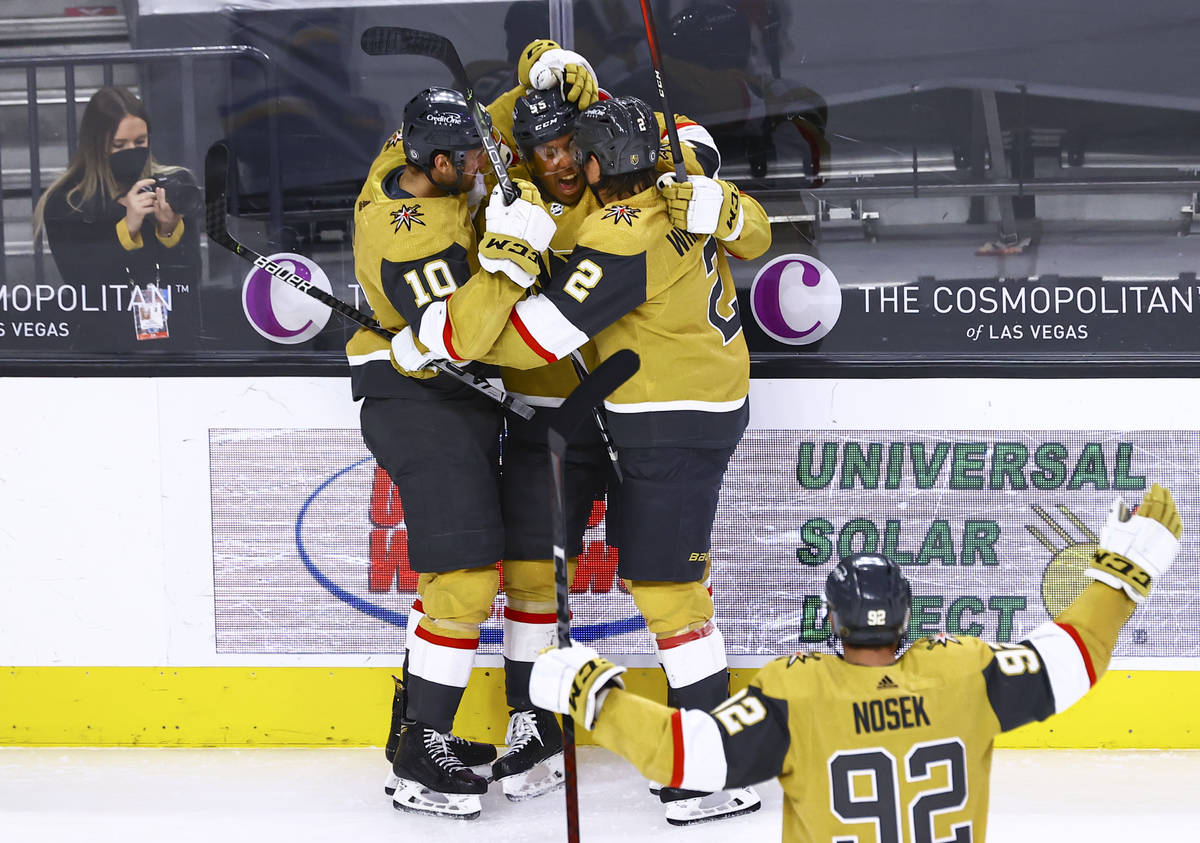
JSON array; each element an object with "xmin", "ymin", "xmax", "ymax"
[
  {"xmin": 1085, "ymin": 482, "xmax": 1182, "ymax": 603},
  {"xmin": 390, "ymin": 325, "xmax": 442, "ymax": 374},
  {"xmin": 478, "ymin": 179, "xmax": 555, "ymax": 288},
  {"xmin": 518, "ymin": 38, "xmax": 598, "ymax": 110},
  {"xmin": 530, "ymin": 643, "xmax": 626, "ymax": 731},
  {"xmin": 656, "ymin": 173, "xmax": 744, "ymax": 240}
]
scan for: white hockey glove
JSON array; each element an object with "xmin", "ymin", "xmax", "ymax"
[
  {"xmin": 478, "ymin": 179, "xmax": 555, "ymax": 288},
  {"xmin": 517, "ymin": 38, "xmax": 598, "ymax": 110},
  {"xmin": 390, "ymin": 325, "xmax": 442, "ymax": 374},
  {"xmin": 530, "ymin": 643, "xmax": 626, "ymax": 731},
  {"xmin": 1085, "ymin": 482, "xmax": 1182, "ymax": 603},
  {"xmin": 656, "ymin": 173, "xmax": 744, "ymax": 240}
]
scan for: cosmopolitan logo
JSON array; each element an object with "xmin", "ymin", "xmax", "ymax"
[
  {"xmin": 750, "ymin": 254, "xmax": 841, "ymax": 345},
  {"xmin": 241, "ymin": 252, "xmax": 332, "ymax": 344},
  {"xmin": 298, "ymin": 462, "xmax": 643, "ymax": 642}
]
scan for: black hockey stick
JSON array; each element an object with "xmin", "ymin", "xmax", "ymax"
[
  {"xmin": 547, "ymin": 348, "xmax": 640, "ymax": 843},
  {"xmin": 637, "ymin": 0, "xmax": 687, "ymax": 181},
  {"xmin": 360, "ymin": 26, "xmax": 518, "ymax": 204},
  {"xmin": 203, "ymin": 141, "xmax": 535, "ymax": 420},
  {"xmin": 567, "ymin": 351, "xmax": 623, "ymax": 484}
]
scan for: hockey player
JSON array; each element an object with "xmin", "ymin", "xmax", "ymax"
[
  {"xmin": 397, "ymin": 94, "xmax": 773, "ymax": 825},
  {"xmin": 349, "ymin": 86, "xmax": 558, "ymax": 820},
  {"xmin": 530, "ymin": 483, "xmax": 1184, "ymax": 841}
]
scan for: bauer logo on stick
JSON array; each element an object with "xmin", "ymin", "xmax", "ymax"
[{"xmin": 242, "ymin": 252, "xmax": 333, "ymax": 344}]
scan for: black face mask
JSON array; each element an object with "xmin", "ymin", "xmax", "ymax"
[{"xmin": 109, "ymin": 146, "xmax": 150, "ymax": 189}]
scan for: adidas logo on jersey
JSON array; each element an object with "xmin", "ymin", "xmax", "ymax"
[{"xmin": 876, "ymin": 675, "xmax": 898, "ymax": 690}]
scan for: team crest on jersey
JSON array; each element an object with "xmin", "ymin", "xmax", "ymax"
[
  {"xmin": 549, "ymin": 202, "xmax": 565, "ymax": 217},
  {"xmin": 385, "ymin": 129, "xmax": 403, "ymax": 150},
  {"xmin": 925, "ymin": 632, "xmax": 961, "ymax": 649},
  {"xmin": 786, "ymin": 652, "xmax": 821, "ymax": 667},
  {"xmin": 602, "ymin": 204, "xmax": 641, "ymax": 226},
  {"xmin": 391, "ymin": 203, "xmax": 426, "ymax": 232}
]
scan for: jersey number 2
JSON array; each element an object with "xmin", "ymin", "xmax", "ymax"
[{"xmin": 829, "ymin": 738, "xmax": 972, "ymax": 843}]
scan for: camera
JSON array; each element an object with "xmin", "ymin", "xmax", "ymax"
[{"xmin": 138, "ymin": 169, "xmax": 202, "ymax": 215}]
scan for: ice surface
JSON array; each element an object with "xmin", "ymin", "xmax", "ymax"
[{"xmin": 1, "ymin": 746, "xmax": 1196, "ymax": 842}]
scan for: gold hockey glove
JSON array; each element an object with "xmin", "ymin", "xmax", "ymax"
[
  {"xmin": 478, "ymin": 179, "xmax": 555, "ymax": 287},
  {"xmin": 1085, "ymin": 482, "xmax": 1182, "ymax": 602},
  {"xmin": 517, "ymin": 38, "xmax": 599, "ymax": 110},
  {"xmin": 530, "ymin": 643, "xmax": 626, "ymax": 731},
  {"xmin": 656, "ymin": 173, "xmax": 744, "ymax": 240}
]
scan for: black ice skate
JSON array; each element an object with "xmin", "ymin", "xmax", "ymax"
[
  {"xmin": 490, "ymin": 709, "xmax": 565, "ymax": 802},
  {"xmin": 660, "ymin": 785, "xmax": 761, "ymax": 826},
  {"xmin": 390, "ymin": 723, "xmax": 489, "ymax": 820},
  {"xmin": 384, "ymin": 675, "xmax": 497, "ymax": 796}
]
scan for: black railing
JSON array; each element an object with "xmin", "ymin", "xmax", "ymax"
[{"xmin": 0, "ymin": 45, "xmax": 282, "ymax": 286}]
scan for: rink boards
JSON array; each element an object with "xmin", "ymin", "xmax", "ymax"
[{"xmin": 2, "ymin": 377, "xmax": 1198, "ymax": 747}]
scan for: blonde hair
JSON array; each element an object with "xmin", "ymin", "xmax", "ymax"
[{"xmin": 32, "ymin": 85, "xmax": 171, "ymax": 240}]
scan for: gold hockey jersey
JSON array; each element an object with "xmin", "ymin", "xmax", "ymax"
[
  {"xmin": 590, "ymin": 581, "xmax": 1131, "ymax": 843},
  {"xmin": 346, "ymin": 131, "xmax": 522, "ymax": 398}
]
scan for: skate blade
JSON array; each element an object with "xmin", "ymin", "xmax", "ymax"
[
  {"xmin": 664, "ymin": 787, "xmax": 761, "ymax": 826},
  {"xmin": 391, "ymin": 778, "xmax": 482, "ymax": 820},
  {"xmin": 496, "ymin": 752, "xmax": 565, "ymax": 802},
  {"xmin": 384, "ymin": 771, "xmax": 399, "ymax": 796}
]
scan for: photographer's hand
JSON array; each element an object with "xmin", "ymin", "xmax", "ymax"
[
  {"xmin": 119, "ymin": 178, "xmax": 158, "ymax": 237},
  {"xmin": 152, "ymin": 187, "xmax": 182, "ymax": 238}
]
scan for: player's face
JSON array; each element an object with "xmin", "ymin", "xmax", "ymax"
[
  {"xmin": 529, "ymin": 134, "xmax": 583, "ymax": 205},
  {"xmin": 456, "ymin": 146, "xmax": 488, "ymax": 192}
]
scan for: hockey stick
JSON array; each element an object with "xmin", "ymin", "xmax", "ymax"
[
  {"xmin": 203, "ymin": 141, "xmax": 535, "ymax": 420},
  {"xmin": 637, "ymin": 0, "xmax": 687, "ymax": 181},
  {"xmin": 360, "ymin": 26, "xmax": 517, "ymax": 204},
  {"xmin": 567, "ymin": 351, "xmax": 623, "ymax": 483},
  {"xmin": 547, "ymin": 348, "xmax": 640, "ymax": 843}
]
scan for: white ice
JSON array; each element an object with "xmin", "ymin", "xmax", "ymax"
[{"xmin": 1, "ymin": 746, "xmax": 1197, "ymax": 842}]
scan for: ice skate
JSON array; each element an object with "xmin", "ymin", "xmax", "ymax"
[
  {"xmin": 660, "ymin": 785, "xmax": 761, "ymax": 826},
  {"xmin": 383, "ymin": 676, "xmax": 496, "ymax": 795},
  {"xmin": 491, "ymin": 709, "xmax": 565, "ymax": 802},
  {"xmin": 390, "ymin": 723, "xmax": 489, "ymax": 820}
]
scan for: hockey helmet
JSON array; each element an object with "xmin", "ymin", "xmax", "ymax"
[
  {"xmin": 512, "ymin": 87, "xmax": 579, "ymax": 157},
  {"xmin": 670, "ymin": 2, "xmax": 751, "ymax": 71},
  {"xmin": 401, "ymin": 86, "xmax": 487, "ymax": 170},
  {"xmin": 573, "ymin": 96, "xmax": 659, "ymax": 176},
  {"xmin": 824, "ymin": 553, "xmax": 912, "ymax": 647}
]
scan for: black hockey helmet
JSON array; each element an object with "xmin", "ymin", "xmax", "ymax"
[
  {"xmin": 670, "ymin": 2, "xmax": 751, "ymax": 71},
  {"xmin": 573, "ymin": 96, "xmax": 659, "ymax": 176},
  {"xmin": 401, "ymin": 86, "xmax": 487, "ymax": 171},
  {"xmin": 825, "ymin": 553, "xmax": 912, "ymax": 647},
  {"xmin": 512, "ymin": 87, "xmax": 579, "ymax": 157}
]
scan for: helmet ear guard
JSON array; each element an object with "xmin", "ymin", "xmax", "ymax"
[{"xmin": 824, "ymin": 553, "xmax": 912, "ymax": 647}]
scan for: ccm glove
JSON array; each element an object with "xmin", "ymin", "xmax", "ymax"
[
  {"xmin": 1085, "ymin": 482, "xmax": 1182, "ymax": 602},
  {"xmin": 390, "ymin": 325, "xmax": 441, "ymax": 374},
  {"xmin": 518, "ymin": 38, "xmax": 598, "ymax": 109},
  {"xmin": 478, "ymin": 179, "xmax": 555, "ymax": 287},
  {"xmin": 656, "ymin": 173, "xmax": 744, "ymax": 240},
  {"xmin": 530, "ymin": 643, "xmax": 626, "ymax": 731}
]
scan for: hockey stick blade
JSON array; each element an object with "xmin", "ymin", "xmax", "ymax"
[
  {"xmin": 548, "ymin": 349, "xmax": 640, "ymax": 458},
  {"xmin": 203, "ymin": 142, "xmax": 535, "ymax": 420},
  {"xmin": 359, "ymin": 25, "xmax": 517, "ymax": 204}
]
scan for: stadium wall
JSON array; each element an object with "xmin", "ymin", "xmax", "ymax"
[{"xmin": 1, "ymin": 376, "xmax": 1197, "ymax": 749}]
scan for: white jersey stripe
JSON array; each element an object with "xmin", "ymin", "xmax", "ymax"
[
  {"xmin": 604, "ymin": 395, "xmax": 747, "ymax": 414},
  {"xmin": 1025, "ymin": 621, "xmax": 1092, "ymax": 712},
  {"xmin": 347, "ymin": 349, "xmax": 394, "ymax": 367},
  {"xmin": 511, "ymin": 294, "xmax": 589, "ymax": 360},
  {"xmin": 676, "ymin": 709, "xmax": 729, "ymax": 792}
]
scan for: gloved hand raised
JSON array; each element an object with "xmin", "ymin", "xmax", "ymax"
[
  {"xmin": 530, "ymin": 643, "xmax": 626, "ymax": 730},
  {"xmin": 518, "ymin": 38, "xmax": 599, "ymax": 110},
  {"xmin": 1085, "ymin": 482, "xmax": 1182, "ymax": 603},
  {"xmin": 656, "ymin": 173, "xmax": 744, "ymax": 240},
  {"xmin": 478, "ymin": 178, "xmax": 556, "ymax": 288}
]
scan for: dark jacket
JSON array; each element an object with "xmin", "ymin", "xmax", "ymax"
[{"xmin": 43, "ymin": 176, "xmax": 201, "ymax": 286}]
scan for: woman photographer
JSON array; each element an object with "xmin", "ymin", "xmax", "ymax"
[{"xmin": 33, "ymin": 85, "xmax": 200, "ymax": 287}]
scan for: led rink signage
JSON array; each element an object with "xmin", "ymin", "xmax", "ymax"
[{"xmin": 209, "ymin": 427, "xmax": 1199, "ymax": 659}]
